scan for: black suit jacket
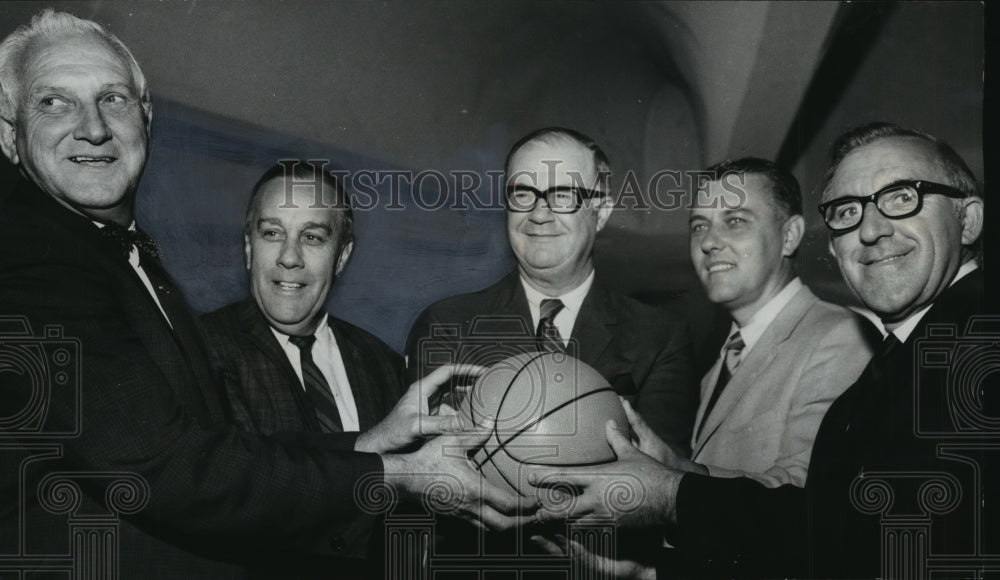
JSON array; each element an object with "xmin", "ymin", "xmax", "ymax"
[
  {"xmin": 200, "ymin": 299, "xmax": 405, "ymax": 578},
  {"xmin": 0, "ymin": 181, "xmax": 383, "ymax": 578},
  {"xmin": 201, "ymin": 298, "xmax": 405, "ymax": 436},
  {"xmin": 406, "ymin": 272, "xmax": 697, "ymax": 454},
  {"xmin": 668, "ymin": 270, "xmax": 996, "ymax": 578}
]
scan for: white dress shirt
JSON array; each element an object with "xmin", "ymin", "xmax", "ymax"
[
  {"xmin": 93, "ymin": 220, "xmax": 172, "ymax": 328},
  {"xmin": 723, "ymin": 277, "xmax": 804, "ymax": 364},
  {"xmin": 270, "ymin": 316, "xmax": 361, "ymax": 432},
  {"xmin": 521, "ymin": 271, "xmax": 595, "ymax": 347}
]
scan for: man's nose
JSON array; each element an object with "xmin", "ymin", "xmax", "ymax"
[
  {"xmin": 73, "ymin": 103, "xmax": 112, "ymax": 144},
  {"xmin": 700, "ymin": 226, "xmax": 724, "ymax": 254},
  {"xmin": 528, "ymin": 197, "xmax": 555, "ymax": 222},
  {"xmin": 277, "ymin": 240, "xmax": 304, "ymax": 268},
  {"xmin": 857, "ymin": 202, "xmax": 894, "ymax": 244}
]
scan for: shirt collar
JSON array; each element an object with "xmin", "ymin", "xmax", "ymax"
[
  {"xmin": 270, "ymin": 313, "xmax": 332, "ymax": 348},
  {"xmin": 733, "ymin": 277, "xmax": 803, "ymax": 355},
  {"xmin": 92, "ymin": 219, "xmax": 138, "ymax": 232},
  {"xmin": 877, "ymin": 260, "xmax": 978, "ymax": 343},
  {"xmin": 520, "ymin": 270, "xmax": 595, "ymax": 318}
]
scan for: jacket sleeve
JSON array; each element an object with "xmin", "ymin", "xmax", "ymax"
[{"xmin": 0, "ymin": 251, "xmax": 383, "ymax": 557}]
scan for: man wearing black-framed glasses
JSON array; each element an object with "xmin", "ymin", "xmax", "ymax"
[
  {"xmin": 405, "ymin": 126, "xmax": 696, "ymax": 571},
  {"xmin": 408, "ymin": 127, "xmax": 696, "ymax": 451},
  {"xmin": 530, "ymin": 122, "xmax": 993, "ymax": 579}
]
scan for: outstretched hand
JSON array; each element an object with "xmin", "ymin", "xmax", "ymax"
[
  {"xmin": 530, "ymin": 419, "xmax": 682, "ymax": 528},
  {"xmin": 382, "ymin": 426, "xmax": 536, "ymax": 531},
  {"xmin": 622, "ymin": 399, "xmax": 707, "ymax": 475},
  {"xmin": 355, "ymin": 364, "xmax": 483, "ymax": 454}
]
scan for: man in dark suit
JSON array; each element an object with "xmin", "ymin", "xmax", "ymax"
[
  {"xmin": 0, "ymin": 10, "xmax": 525, "ymax": 579},
  {"xmin": 200, "ymin": 163, "xmax": 408, "ymax": 577},
  {"xmin": 532, "ymin": 123, "xmax": 993, "ymax": 578},
  {"xmin": 406, "ymin": 127, "xmax": 696, "ymax": 453},
  {"xmin": 202, "ymin": 162, "xmax": 406, "ymax": 437}
]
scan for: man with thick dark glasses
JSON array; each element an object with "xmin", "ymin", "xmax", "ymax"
[
  {"xmin": 530, "ymin": 122, "xmax": 993, "ymax": 578},
  {"xmin": 407, "ymin": 127, "xmax": 696, "ymax": 451},
  {"xmin": 818, "ymin": 179, "xmax": 968, "ymax": 233},
  {"xmin": 405, "ymin": 126, "xmax": 696, "ymax": 572}
]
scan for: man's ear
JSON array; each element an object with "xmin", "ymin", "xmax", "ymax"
[
  {"xmin": 0, "ymin": 117, "xmax": 19, "ymax": 165},
  {"xmin": 334, "ymin": 239, "xmax": 354, "ymax": 277},
  {"xmin": 959, "ymin": 196, "xmax": 984, "ymax": 246},
  {"xmin": 142, "ymin": 97, "xmax": 153, "ymax": 133},
  {"xmin": 595, "ymin": 196, "xmax": 614, "ymax": 232},
  {"xmin": 781, "ymin": 214, "xmax": 805, "ymax": 257},
  {"xmin": 243, "ymin": 233, "xmax": 252, "ymax": 271}
]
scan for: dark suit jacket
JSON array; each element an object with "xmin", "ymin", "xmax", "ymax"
[
  {"xmin": 405, "ymin": 272, "xmax": 697, "ymax": 454},
  {"xmin": 201, "ymin": 298, "xmax": 405, "ymax": 436},
  {"xmin": 667, "ymin": 270, "xmax": 996, "ymax": 578},
  {"xmin": 200, "ymin": 299, "xmax": 405, "ymax": 578},
  {"xmin": 0, "ymin": 181, "xmax": 383, "ymax": 579}
]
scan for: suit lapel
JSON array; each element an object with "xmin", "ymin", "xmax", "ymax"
[
  {"xmin": 238, "ymin": 299, "xmax": 320, "ymax": 431},
  {"xmin": 572, "ymin": 283, "xmax": 615, "ymax": 366},
  {"xmin": 693, "ymin": 286, "xmax": 818, "ymax": 455},
  {"xmin": 492, "ymin": 273, "xmax": 533, "ymax": 324},
  {"xmin": 18, "ymin": 185, "xmax": 223, "ymax": 421},
  {"xmin": 330, "ymin": 317, "xmax": 382, "ymax": 432}
]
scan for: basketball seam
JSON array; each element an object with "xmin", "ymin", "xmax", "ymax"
[{"xmin": 476, "ymin": 386, "xmax": 617, "ymax": 468}]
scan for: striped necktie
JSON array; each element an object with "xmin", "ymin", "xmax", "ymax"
[
  {"xmin": 288, "ymin": 334, "xmax": 343, "ymax": 433},
  {"xmin": 696, "ymin": 330, "xmax": 745, "ymax": 438},
  {"xmin": 536, "ymin": 298, "xmax": 566, "ymax": 353}
]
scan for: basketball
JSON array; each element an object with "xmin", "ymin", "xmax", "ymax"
[{"xmin": 462, "ymin": 351, "xmax": 627, "ymax": 497}]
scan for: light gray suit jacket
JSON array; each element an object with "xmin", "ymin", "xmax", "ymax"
[{"xmin": 691, "ymin": 285, "xmax": 875, "ymax": 487}]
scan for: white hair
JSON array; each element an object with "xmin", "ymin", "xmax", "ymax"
[{"xmin": 0, "ymin": 9, "xmax": 150, "ymax": 121}]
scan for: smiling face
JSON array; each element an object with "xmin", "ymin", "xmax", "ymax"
[
  {"xmin": 245, "ymin": 176, "xmax": 353, "ymax": 336},
  {"xmin": 505, "ymin": 137, "xmax": 612, "ymax": 293},
  {"xmin": 824, "ymin": 136, "xmax": 982, "ymax": 326},
  {"xmin": 689, "ymin": 174, "xmax": 802, "ymax": 324},
  {"xmin": 0, "ymin": 31, "xmax": 150, "ymax": 225}
]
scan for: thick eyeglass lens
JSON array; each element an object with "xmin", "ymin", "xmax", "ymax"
[
  {"xmin": 506, "ymin": 186, "xmax": 585, "ymax": 213},
  {"xmin": 825, "ymin": 185, "xmax": 920, "ymax": 229}
]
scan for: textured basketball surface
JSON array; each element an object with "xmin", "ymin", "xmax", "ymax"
[{"xmin": 464, "ymin": 351, "xmax": 626, "ymax": 496}]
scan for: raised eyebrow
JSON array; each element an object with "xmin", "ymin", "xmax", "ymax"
[
  {"xmin": 256, "ymin": 218, "xmax": 284, "ymax": 229},
  {"xmin": 721, "ymin": 207, "xmax": 754, "ymax": 218},
  {"xmin": 301, "ymin": 222, "xmax": 333, "ymax": 235},
  {"xmin": 100, "ymin": 83, "xmax": 139, "ymax": 96}
]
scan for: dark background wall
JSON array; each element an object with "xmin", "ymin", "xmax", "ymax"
[{"xmin": 0, "ymin": 1, "xmax": 983, "ymax": 357}]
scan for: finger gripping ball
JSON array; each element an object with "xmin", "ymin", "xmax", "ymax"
[{"xmin": 464, "ymin": 351, "xmax": 627, "ymax": 496}]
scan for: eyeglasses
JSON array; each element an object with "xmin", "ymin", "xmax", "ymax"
[
  {"xmin": 817, "ymin": 179, "xmax": 967, "ymax": 233},
  {"xmin": 505, "ymin": 184, "xmax": 605, "ymax": 214}
]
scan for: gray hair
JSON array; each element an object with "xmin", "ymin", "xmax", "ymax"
[{"xmin": 0, "ymin": 9, "xmax": 150, "ymax": 121}]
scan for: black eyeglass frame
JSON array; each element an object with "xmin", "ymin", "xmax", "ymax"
[
  {"xmin": 817, "ymin": 179, "xmax": 967, "ymax": 233},
  {"xmin": 505, "ymin": 184, "xmax": 607, "ymax": 214}
]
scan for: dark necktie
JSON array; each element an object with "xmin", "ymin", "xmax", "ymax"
[
  {"xmin": 97, "ymin": 221, "xmax": 160, "ymax": 262},
  {"xmin": 696, "ymin": 330, "xmax": 745, "ymax": 439},
  {"xmin": 869, "ymin": 332, "xmax": 901, "ymax": 384},
  {"xmin": 536, "ymin": 298, "xmax": 566, "ymax": 353},
  {"xmin": 288, "ymin": 334, "xmax": 343, "ymax": 433}
]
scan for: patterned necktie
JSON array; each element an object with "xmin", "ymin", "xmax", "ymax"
[
  {"xmin": 696, "ymin": 330, "xmax": 745, "ymax": 439},
  {"xmin": 288, "ymin": 334, "xmax": 343, "ymax": 433},
  {"xmin": 97, "ymin": 221, "xmax": 160, "ymax": 262},
  {"xmin": 536, "ymin": 298, "xmax": 566, "ymax": 353}
]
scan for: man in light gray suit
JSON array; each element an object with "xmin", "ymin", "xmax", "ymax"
[{"xmin": 674, "ymin": 157, "xmax": 874, "ymax": 487}]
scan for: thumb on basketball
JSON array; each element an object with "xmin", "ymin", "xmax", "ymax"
[{"xmin": 605, "ymin": 419, "xmax": 634, "ymax": 458}]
